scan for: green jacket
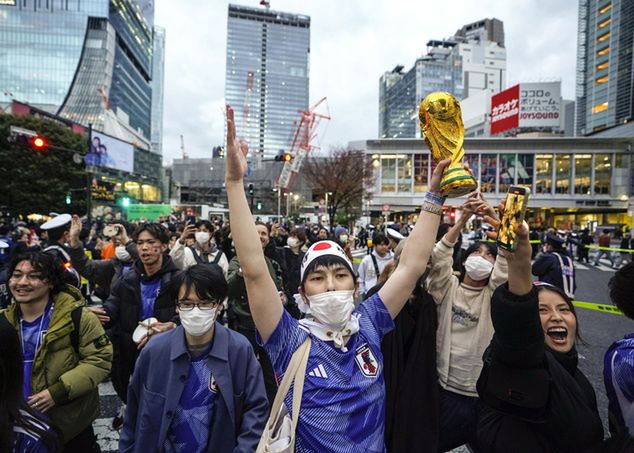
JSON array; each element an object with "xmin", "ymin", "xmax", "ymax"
[
  {"xmin": 227, "ymin": 255, "xmax": 283, "ymax": 329},
  {"xmin": 2, "ymin": 285, "xmax": 113, "ymax": 443}
]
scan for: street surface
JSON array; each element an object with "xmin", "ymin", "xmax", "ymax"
[{"xmin": 95, "ymin": 252, "xmax": 631, "ymax": 452}]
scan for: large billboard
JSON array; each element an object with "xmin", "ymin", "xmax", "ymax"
[
  {"xmin": 490, "ymin": 82, "xmax": 561, "ymax": 135},
  {"xmin": 86, "ymin": 132, "xmax": 134, "ymax": 173},
  {"xmin": 490, "ymin": 84, "xmax": 520, "ymax": 135},
  {"xmin": 519, "ymin": 82, "xmax": 561, "ymax": 128}
]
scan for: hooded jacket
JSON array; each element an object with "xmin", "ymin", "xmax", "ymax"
[
  {"xmin": 103, "ymin": 255, "xmax": 180, "ymax": 402},
  {"xmin": 2, "ymin": 285, "xmax": 113, "ymax": 443}
]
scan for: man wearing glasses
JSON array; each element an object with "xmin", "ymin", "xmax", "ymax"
[{"xmin": 120, "ymin": 264, "xmax": 268, "ymax": 453}]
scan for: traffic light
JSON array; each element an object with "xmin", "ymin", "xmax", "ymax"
[
  {"xmin": 32, "ymin": 136, "xmax": 47, "ymax": 151},
  {"xmin": 122, "ymin": 197, "xmax": 130, "ymax": 207},
  {"xmin": 274, "ymin": 152, "xmax": 293, "ymax": 162},
  {"xmin": 256, "ymin": 200, "xmax": 262, "ymax": 211},
  {"xmin": 248, "ymin": 183, "xmax": 254, "ymax": 196},
  {"xmin": 65, "ymin": 193, "xmax": 71, "ymax": 205}
]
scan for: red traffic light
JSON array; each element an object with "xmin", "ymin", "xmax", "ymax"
[
  {"xmin": 32, "ymin": 137, "xmax": 46, "ymax": 149},
  {"xmin": 283, "ymin": 153, "xmax": 292, "ymax": 162}
]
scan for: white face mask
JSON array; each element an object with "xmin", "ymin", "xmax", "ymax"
[
  {"xmin": 464, "ymin": 255, "xmax": 494, "ymax": 281},
  {"xmin": 195, "ymin": 232, "xmax": 210, "ymax": 245},
  {"xmin": 339, "ymin": 235, "xmax": 349, "ymax": 244},
  {"xmin": 179, "ymin": 307, "xmax": 217, "ymax": 337},
  {"xmin": 287, "ymin": 237, "xmax": 301, "ymax": 248},
  {"xmin": 115, "ymin": 245, "xmax": 131, "ymax": 262},
  {"xmin": 306, "ymin": 290, "xmax": 355, "ymax": 331}
]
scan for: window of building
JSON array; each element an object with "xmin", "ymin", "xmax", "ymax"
[
  {"xmin": 517, "ymin": 154, "xmax": 534, "ymax": 187},
  {"xmin": 535, "ymin": 154, "xmax": 553, "ymax": 194},
  {"xmin": 594, "ymin": 153, "xmax": 611, "ymax": 194},
  {"xmin": 596, "ymin": 61, "xmax": 609, "ymax": 70},
  {"xmin": 596, "ymin": 47, "xmax": 610, "ymax": 57},
  {"xmin": 397, "ymin": 154, "xmax": 412, "ymax": 192},
  {"xmin": 555, "ymin": 155, "xmax": 571, "ymax": 194},
  {"xmin": 481, "ymin": 154, "xmax": 497, "ymax": 193},
  {"xmin": 465, "ymin": 154, "xmax": 480, "ymax": 182},
  {"xmin": 381, "ymin": 155, "xmax": 396, "ymax": 192},
  {"xmin": 598, "ymin": 18, "xmax": 612, "ymax": 28},
  {"xmin": 592, "ymin": 102, "xmax": 609, "ymax": 114},
  {"xmin": 598, "ymin": 2, "xmax": 612, "ymax": 14},
  {"xmin": 413, "ymin": 154, "xmax": 429, "ymax": 192},
  {"xmin": 596, "ymin": 75, "xmax": 609, "ymax": 84},
  {"xmin": 498, "ymin": 154, "xmax": 516, "ymax": 193},
  {"xmin": 597, "ymin": 32, "xmax": 610, "ymax": 43},
  {"xmin": 574, "ymin": 154, "xmax": 592, "ymax": 195}
]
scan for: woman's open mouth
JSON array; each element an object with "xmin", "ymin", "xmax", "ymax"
[{"xmin": 547, "ymin": 327, "xmax": 568, "ymax": 344}]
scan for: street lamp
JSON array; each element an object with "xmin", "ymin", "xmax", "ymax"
[{"xmin": 325, "ymin": 192, "xmax": 333, "ymax": 228}]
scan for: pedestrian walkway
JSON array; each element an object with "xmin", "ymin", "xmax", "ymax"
[{"xmin": 95, "ymin": 381, "xmax": 120, "ymax": 453}]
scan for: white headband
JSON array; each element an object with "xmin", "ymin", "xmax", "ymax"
[{"xmin": 300, "ymin": 240, "xmax": 354, "ymax": 282}]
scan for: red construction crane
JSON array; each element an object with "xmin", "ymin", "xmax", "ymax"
[{"xmin": 277, "ymin": 97, "xmax": 331, "ymax": 191}]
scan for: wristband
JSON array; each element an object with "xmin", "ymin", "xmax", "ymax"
[
  {"xmin": 420, "ymin": 201, "xmax": 443, "ymax": 216},
  {"xmin": 425, "ymin": 191, "xmax": 445, "ymax": 206}
]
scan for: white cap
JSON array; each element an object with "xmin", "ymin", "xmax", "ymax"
[
  {"xmin": 386, "ymin": 228, "xmax": 405, "ymax": 241},
  {"xmin": 0, "ymin": 239, "xmax": 8, "ymax": 249},
  {"xmin": 48, "ymin": 212, "xmax": 60, "ymax": 218},
  {"xmin": 300, "ymin": 240, "xmax": 354, "ymax": 282},
  {"xmin": 41, "ymin": 213, "xmax": 72, "ymax": 230}
]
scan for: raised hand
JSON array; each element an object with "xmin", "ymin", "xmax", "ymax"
[
  {"xmin": 429, "ymin": 159, "xmax": 451, "ymax": 195},
  {"xmin": 225, "ymin": 105, "xmax": 249, "ymax": 183},
  {"xmin": 69, "ymin": 215, "xmax": 82, "ymax": 247}
]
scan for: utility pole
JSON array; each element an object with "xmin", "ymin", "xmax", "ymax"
[{"xmin": 86, "ymin": 123, "xmax": 93, "ymax": 221}]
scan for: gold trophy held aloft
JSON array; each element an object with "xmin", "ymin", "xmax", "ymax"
[{"xmin": 419, "ymin": 92, "xmax": 477, "ymax": 198}]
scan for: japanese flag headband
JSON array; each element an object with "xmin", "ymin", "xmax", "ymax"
[{"xmin": 300, "ymin": 240, "xmax": 354, "ymax": 282}]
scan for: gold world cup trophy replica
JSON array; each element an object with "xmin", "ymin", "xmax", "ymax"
[{"xmin": 419, "ymin": 92, "xmax": 477, "ymax": 198}]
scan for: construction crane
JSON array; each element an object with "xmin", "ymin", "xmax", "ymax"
[
  {"xmin": 277, "ymin": 97, "xmax": 331, "ymax": 191},
  {"xmin": 180, "ymin": 134, "xmax": 188, "ymax": 160}
]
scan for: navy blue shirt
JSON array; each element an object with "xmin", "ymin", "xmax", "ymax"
[{"xmin": 140, "ymin": 280, "xmax": 161, "ymax": 320}]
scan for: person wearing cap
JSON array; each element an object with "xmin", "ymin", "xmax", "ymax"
[
  {"xmin": 358, "ymin": 233, "xmax": 394, "ymax": 298},
  {"xmin": 476, "ymin": 216, "xmax": 634, "ymax": 451},
  {"xmin": 119, "ymin": 264, "xmax": 268, "ymax": 453},
  {"xmin": 224, "ymin": 104, "xmax": 450, "ymax": 452},
  {"xmin": 532, "ymin": 233, "xmax": 576, "ymax": 299},
  {"xmin": 1, "ymin": 251, "xmax": 112, "ymax": 451},
  {"xmin": 40, "ymin": 213, "xmax": 81, "ymax": 289},
  {"xmin": 386, "ymin": 226, "xmax": 405, "ymax": 251},
  {"xmin": 603, "ymin": 262, "xmax": 634, "ymax": 438}
]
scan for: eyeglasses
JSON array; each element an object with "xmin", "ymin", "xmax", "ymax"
[
  {"xmin": 177, "ymin": 300, "xmax": 221, "ymax": 311},
  {"xmin": 10, "ymin": 272, "xmax": 45, "ymax": 282}
]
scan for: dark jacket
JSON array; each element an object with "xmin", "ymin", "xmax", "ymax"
[
  {"xmin": 532, "ymin": 250, "xmax": 576, "ymax": 296},
  {"xmin": 103, "ymin": 255, "xmax": 180, "ymax": 402},
  {"xmin": 67, "ymin": 241, "xmax": 137, "ymax": 300},
  {"xmin": 119, "ymin": 324, "xmax": 268, "ymax": 453},
  {"xmin": 477, "ymin": 284, "xmax": 604, "ymax": 453}
]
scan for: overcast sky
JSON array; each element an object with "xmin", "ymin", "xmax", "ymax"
[{"xmin": 154, "ymin": 0, "xmax": 578, "ymax": 165}]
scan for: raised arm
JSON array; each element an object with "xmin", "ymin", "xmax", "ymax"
[
  {"xmin": 224, "ymin": 105, "xmax": 282, "ymax": 341},
  {"xmin": 379, "ymin": 159, "xmax": 450, "ymax": 318}
]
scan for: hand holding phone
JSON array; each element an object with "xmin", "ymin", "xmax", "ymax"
[{"xmin": 497, "ymin": 186, "xmax": 530, "ymax": 251}]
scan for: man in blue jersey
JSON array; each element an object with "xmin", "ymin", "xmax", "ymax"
[
  {"xmin": 604, "ymin": 261, "xmax": 634, "ymax": 436},
  {"xmin": 224, "ymin": 105, "xmax": 450, "ymax": 452},
  {"xmin": 120, "ymin": 264, "xmax": 268, "ymax": 452}
]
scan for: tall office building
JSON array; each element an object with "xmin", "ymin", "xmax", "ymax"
[
  {"xmin": 225, "ymin": 4, "xmax": 310, "ymax": 159},
  {"xmin": 576, "ymin": 0, "xmax": 633, "ymax": 136},
  {"xmin": 151, "ymin": 26, "xmax": 166, "ymax": 155},
  {"xmin": 0, "ymin": 0, "xmax": 155, "ymax": 145},
  {"xmin": 379, "ymin": 18, "xmax": 505, "ymax": 139}
]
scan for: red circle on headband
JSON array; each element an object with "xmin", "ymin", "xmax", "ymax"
[{"xmin": 313, "ymin": 242, "xmax": 332, "ymax": 251}]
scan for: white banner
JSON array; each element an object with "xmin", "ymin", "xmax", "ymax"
[{"xmin": 519, "ymin": 82, "xmax": 561, "ymax": 128}]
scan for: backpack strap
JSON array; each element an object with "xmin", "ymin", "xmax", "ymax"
[
  {"xmin": 212, "ymin": 251, "xmax": 223, "ymax": 265},
  {"xmin": 70, "ymin": 306, "xmax": 82, "ymax": 355},
  {"xmin": 189, "ymin": 246, "xmax": 205, "ymax": 264},
  {"xmin": 370, "ymin": 254, "xmax": 380, "ymax": 278}
]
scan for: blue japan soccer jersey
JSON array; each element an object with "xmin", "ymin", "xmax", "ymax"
[{"xmin": 262, "ymin": 293, "xmax": 395, "ymax": 453}]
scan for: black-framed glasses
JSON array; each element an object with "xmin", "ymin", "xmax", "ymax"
[{"xmin": 177, "ymin": 300, "xmax": 221, "ymax": 311}]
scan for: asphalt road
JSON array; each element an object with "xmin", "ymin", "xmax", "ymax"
[{"xmin": 95, "ymin": 255, "xmax": 631, "ymax": 451}]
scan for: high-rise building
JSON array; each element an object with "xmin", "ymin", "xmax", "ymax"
[
  {"xmin": 225, "ymin": 4, "xmax": 310, "ymax": 159},
  {"xmin": 151, "ymin": 26, "xmax": 166, "ymax": 156},
  {"xmin": 0, "ymin": 0, "xmax": 155, "ymax": 146},
  {"xmin": 576, "ymin": 0, "xmax": 633, "ymax": 136},
  {"xmin": 379, "ymin": 19, "xmax": 506, "ymax": 139}
]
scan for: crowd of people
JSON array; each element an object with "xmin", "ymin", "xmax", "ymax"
[{"xmin": 0, "ymin": 106, "xmax": 632, "ymax": 452}]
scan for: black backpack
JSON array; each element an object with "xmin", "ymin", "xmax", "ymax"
[{"xmin": 189, "ymin": 246, "xmax": 223, "ymax": 266}]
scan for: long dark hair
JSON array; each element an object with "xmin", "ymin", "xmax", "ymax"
[{"xmin": 0, "ymin": 315, "xmax": 61, "ymax": 452}]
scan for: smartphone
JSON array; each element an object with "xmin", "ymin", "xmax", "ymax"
[
  {"xmin": 187, "ymin": 216, "xmax": 196, "ymax": 225},
  {"xmin": 497, "ymin": 186, "xmax": 530, "ymax": 251},
  {"xmin": 103, "ymin": 224, "xmax": 118, "ymax": 238}
]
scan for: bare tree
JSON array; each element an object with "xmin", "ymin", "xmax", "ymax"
[{"xmin": 302, "ymin": 147, "xmax": 374, "ymax": 228}]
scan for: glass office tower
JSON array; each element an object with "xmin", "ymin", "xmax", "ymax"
[
  {"xmin": 151, "ymin": 26, "xmax": 166, "ymax": 155},
  {"xmin": 225, "ymin": 4, "xmax": 310, "ymax": 158},
  {"xmin": 576, "ymin": 0, "xmax": 634, "ymax": 135}
]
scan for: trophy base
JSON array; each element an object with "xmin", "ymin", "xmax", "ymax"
[{"xmin": 440, "ymin": 164, "xmax": 478, "ymax": 198}]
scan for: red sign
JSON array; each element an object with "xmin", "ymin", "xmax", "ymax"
[{"xmin": 490, "ymin": 84, "xmax": 520, "ymax": 135}]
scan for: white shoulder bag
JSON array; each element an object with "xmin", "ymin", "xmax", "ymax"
[{"xmin": 256, "ymin": 337, "xmax": 311, "ymax": 453}]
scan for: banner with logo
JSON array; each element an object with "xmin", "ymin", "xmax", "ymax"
[
  {"xmin": 490, "ymin": 84, "xmax": 520, "ymax": 135},
  {"xmin": 519, "ymin": 82, "xmax": 561, "ymax": 128},
  {"xmin": 90, "ymin": 181, "xmax": 116, "ymax": 202}
]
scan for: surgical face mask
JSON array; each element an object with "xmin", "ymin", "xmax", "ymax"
[
  {"xmin": 339, "ymin": 235, "xmax": 348, "ymax": 244},
  {"xmin": 179, "ymin": 307, "xmax": 218, "ymax": 337},
  {"xmin": 115, "ymin": 245, "xmax": 131, "ymax": 262},
  {"xmin": 306, "ymin": 290, "xmax": 355, "ymax": 331},
  {"xmin": 195, "ymin": 232, "xmax": 210, "ymax": 245},
  {"xmin": 464, "ymin": 255, "xmax": 494, "ymax": 281},
  {"xmin": 287, "ymin": 237, "xmax": 301, "ymax": 248}
]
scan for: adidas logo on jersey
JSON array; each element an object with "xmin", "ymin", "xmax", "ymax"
[{"xmin": 308, "ymin": 364, "xmax": 328, "ymax": 378}]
